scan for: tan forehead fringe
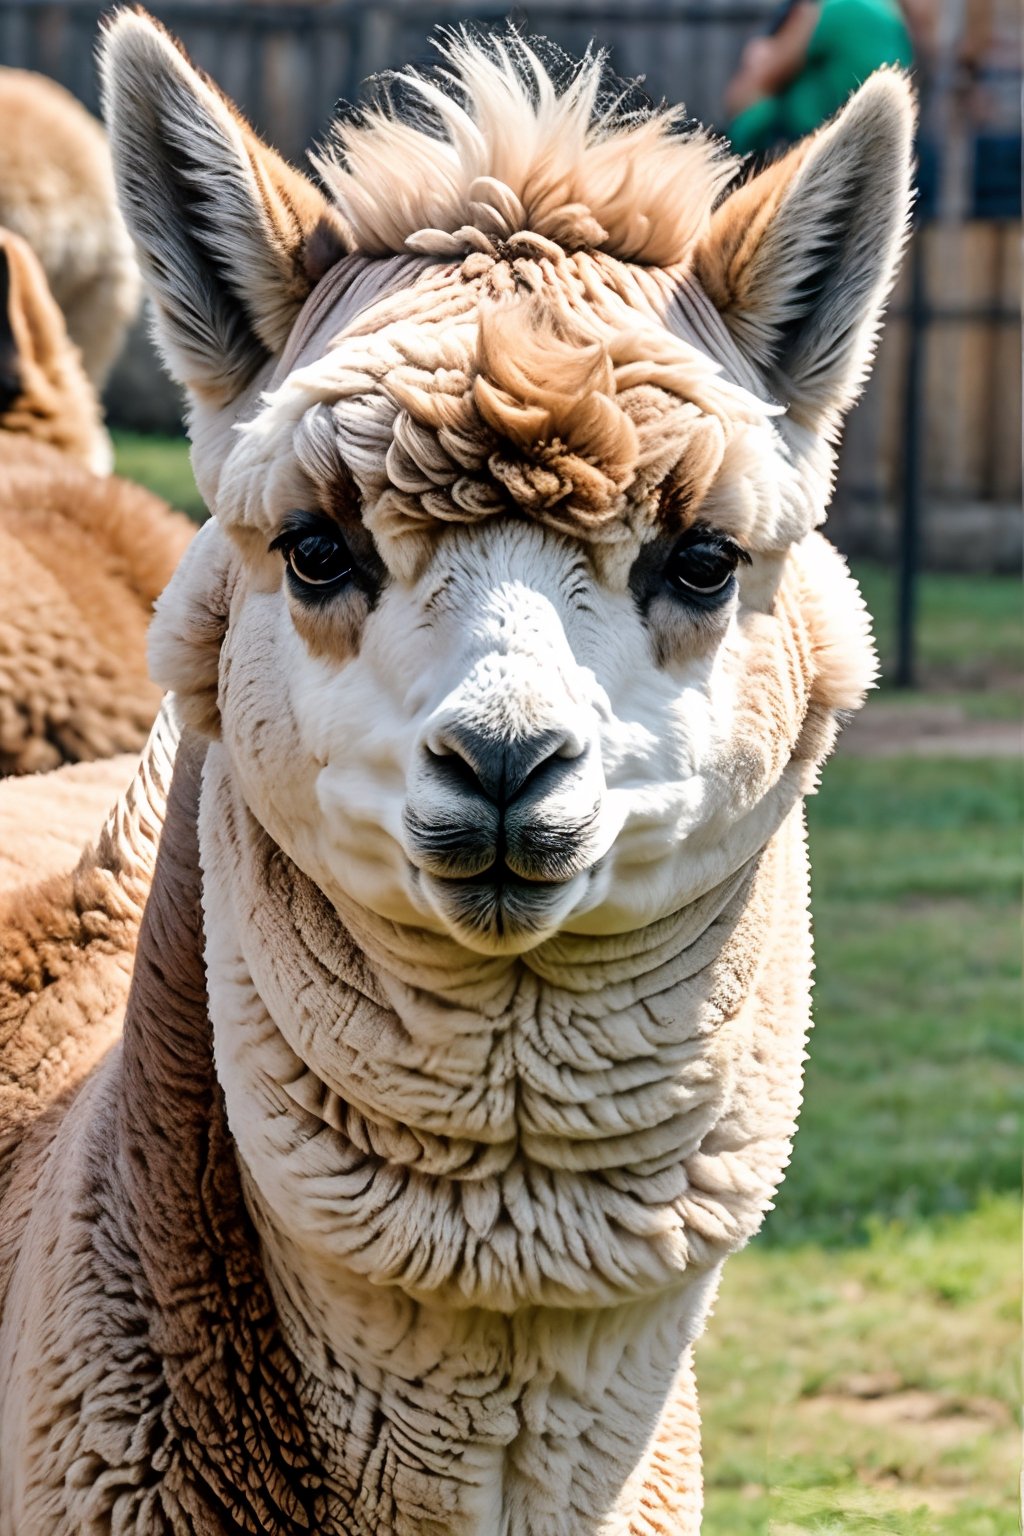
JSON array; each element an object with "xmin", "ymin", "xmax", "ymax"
[{"xmin": 314, "ymin": 30, "xmax": 737, "ymax": 266}]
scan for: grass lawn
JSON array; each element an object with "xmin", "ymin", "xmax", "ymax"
[
  {"xmin": 856, "ymin": 562, "xmax": 1021, "ymax": 718},
  {"xmin": 700, "ymin": 1195, "xmax": 1017, "ymax": 1534},
  {"xmin": 114, "ymin": 431, "xmax": 1018, "ymax": 1531},
  {"xmin": 112, "ymin": 429, "xmax": 208, "ymax": 522},
  {"xmin": 700, "ymin": 754, "xmax": 1020, "ymax": 1534}
]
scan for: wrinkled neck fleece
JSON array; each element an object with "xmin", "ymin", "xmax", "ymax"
[{"xmin": 0, "ymin": 734, "xmax": 813, "ymax": 1536}]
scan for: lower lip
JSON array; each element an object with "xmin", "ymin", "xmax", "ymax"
[{"xmin": 446, "ymin": 867, "xmax": 568, "ymax": 893}]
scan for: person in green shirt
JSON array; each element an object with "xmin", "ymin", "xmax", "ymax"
[{"xmin": 726, "ymin": 0, "xmax": 914, "ymax": 156}]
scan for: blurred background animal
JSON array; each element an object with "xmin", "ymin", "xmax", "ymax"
[
  {"xmin": 0, "ymin": 66, "xmax": 140, "ymax": 391},
  {"xmin": 0, "ymin": 228, "xmax": 111, "ymax": 474},
  {"xmin": 0, "ymin": 226, "xmax": 192, "ymax": 776}
]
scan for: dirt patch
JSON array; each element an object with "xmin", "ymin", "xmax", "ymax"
[
  {"xmin": 803, "ymin": 1380, "xmax": 1013, "ymax": 1450},
  {"xmin": 839, "ymin": 702, "xmax": 1021, "ymax": 758}
]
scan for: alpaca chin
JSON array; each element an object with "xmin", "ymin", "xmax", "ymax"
[{"xmin": 417, "ymin": 864, "xmax": 593, "ymax": 955}]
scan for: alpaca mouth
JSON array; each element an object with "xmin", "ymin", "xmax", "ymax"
[
  {"xmin": 403, "ymin": 805, "xmax": 602, "ymax": 887},
  {"xmin": 416, "ymin": 859, "xmax": 590, "ymax": 946}
]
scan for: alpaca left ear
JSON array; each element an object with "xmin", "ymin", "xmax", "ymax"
[
  {"xmin": 694, "ymin": 72, "xmax": 915, "ymax": 430},
  {"xmin": 100, "ymin": 9, "xmax": 348, "ymax": 407}
]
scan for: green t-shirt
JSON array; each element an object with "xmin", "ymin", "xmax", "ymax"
[{"xmin": 729, "ymin": 0, "xmax": 913, "ymax": 155}]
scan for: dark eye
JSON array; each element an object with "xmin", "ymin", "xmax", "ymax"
[
  {"xmin": 271, "ymin": 517, "xmax": 353, "ymax": 592},
  {"xmin": 288, "ymin": 533, "xmax": 352, "ymax": 587},
  {"xmin": 665, "ymin": 532, "xmax": 747, "ymax": 601}
]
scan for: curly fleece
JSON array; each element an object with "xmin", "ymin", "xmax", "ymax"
[{"xmin": 0, "ymin": 442, "xmax": 193, "ymax": 775}]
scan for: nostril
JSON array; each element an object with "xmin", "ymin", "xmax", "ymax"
[
  {"xmin": 425, "ymin": 723, "xmax": 580, "ymax": 806},
  {"xmin": 555, "ymin": 727, "xmax": 587, "ymax": 762},
  {"xmin": 425, "ymin": 741, "xmax": 483, "ymax": 796}
]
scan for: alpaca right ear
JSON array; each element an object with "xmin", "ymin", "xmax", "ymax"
[
  {"xmin": 694, "ymin": 72, "xmax": 914, "ymax": 432},
  {"xmin": 0, "ymin": 242, "xmax": 20, "ymax": 408},
  {"xmin": 100, "ymin": 9, "xmax": 348, "ymax": 408},
  {"xmin": 149, "ymin": 518, "xmax": 237, "ymax": 738}
]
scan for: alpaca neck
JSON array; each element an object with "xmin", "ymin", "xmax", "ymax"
[
  {"xmin": 251, "ymin": 1202, "xmax": 715, "ymax": 1536},
  {"xmin": 196, "ymin": 741, "xmax": 809, "ymax": 1530}
]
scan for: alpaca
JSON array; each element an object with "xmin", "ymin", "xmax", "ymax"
[
  {"xmin": 0, "ymin": 67, "xmax": 140, "ymax": 389},
  {"xmin": 0, "ymin": 708, "xmax": 176, "ymax": 1202},
  {"xmin": 0, "ymin": 14, "xmax": 913, "ymax": 1533},
  {"xmin": 0, "ymin": 223, "xmax": 192, "ymax": 774},
  {"xmin": 0, "ymin": 215, "xmax": 191, "ymax": 774},
  {"xmin": 0, "ymin": 434, "xmax": 193, "ymax": 775},
  {"xmin": 0, "ymin": 750, "xmax": 138, "ymax": 888},
  {"xmin": 0, "ymin": 226, "xmax": 113, "ymax": 473}
]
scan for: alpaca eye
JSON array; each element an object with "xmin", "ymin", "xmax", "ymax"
[
  {"xmin": 665, "ymin": 534, "xmax": 745, "ymax": 601},
  {"xmin": 288, "ymin": 533, "xmax": 352, "ymax": 588},
  {"xmin": 270, "ymin": 518, "xmax": 354, "ymax": 592}
]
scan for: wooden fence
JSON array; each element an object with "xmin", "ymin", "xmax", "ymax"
[{"xmin": 0, "ymin": 0, "xmax": 773, "ymax": 163}]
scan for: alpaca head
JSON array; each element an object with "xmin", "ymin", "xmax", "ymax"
[
  {"xmin": 103, "ymin": 15, "xmax": 912, "ymax": 958},
  {"xmin": 0, "ymin": 227, "xmax": 112, "ymax": 473}
]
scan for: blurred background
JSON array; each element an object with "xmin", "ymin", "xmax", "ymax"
[{"xmin": 1, "ymin": 1, "xmax": 1018, "ymax": 1531}]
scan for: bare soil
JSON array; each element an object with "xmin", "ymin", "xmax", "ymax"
[{"xmin": 840, "ymin": 701, "xmax": 1021, "ymax": 758}]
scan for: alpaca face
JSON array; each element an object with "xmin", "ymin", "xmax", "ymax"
[
  {"xmin": 202, "ymin": 264, "xmax": 830, "ymax": 957},
  {"xmin": 217, "ymin": 513, "xmax": 762, "ymax": 957},
  {"xmin": 103, "ymin": 17, "xmax": 911, "ymax": 957}
]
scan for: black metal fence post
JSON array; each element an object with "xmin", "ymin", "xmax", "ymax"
[{"xmin": 894, "ymin": 210, "xmax": 926, "ymax": 690}]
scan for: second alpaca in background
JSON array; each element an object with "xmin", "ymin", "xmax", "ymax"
[
  {"xmin": 0, "ymin": 229, "xmax": 192, "ymax": 775},
  {"xmin": 0, "ymin": 229, "xmax": 112, "ymax": 474},
  {"xmin": 0, "ymin": 66, "xmax": 140, "ymax": 390}
]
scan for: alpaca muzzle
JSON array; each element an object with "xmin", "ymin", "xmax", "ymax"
[
  {"xmin": 405, "ymin": 718, "xmax": 602, "ymax": 883},
  {"xmin": 403, "ymin": 710, "xmax": 605, "ymax": 946}
]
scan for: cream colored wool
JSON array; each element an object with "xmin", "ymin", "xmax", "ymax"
[
  {"xmin": 0, "ymin": 68, "xmax": 140, "ymax": 388},
  {"xmin": 0, "ymin": 752, "xmax": 136, "ymax": 889},
  {"xmin": 0, "ymin": 16, "xmax": 913, "ymax": 1533}
]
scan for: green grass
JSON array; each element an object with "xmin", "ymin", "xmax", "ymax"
[
  {"xmin": 700, "ymin": 1196, "xmax": 1018, "ymax": 1535},
  {"xmin": 112, "ymin": 429, "xmax": 207, "ymax": 522},
  {"xmin": 699, "ymin": 752, "xmax": 1020, "ymax": 1532},
  {"xmin": 856, "ymin": 562, "xmax": 1021, "ymax": 698},
  {"xmin": 777, "ymin": 756, "xmax": 1020, "ymax": 1247}
]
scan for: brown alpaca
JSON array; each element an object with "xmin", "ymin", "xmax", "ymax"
[
  {"xmin": 0, "ymin": 751, "xmax": 138, "ymax": 887},
  {"xmin": 0, "ymin": 227, "xmax": 111, "ymax": 473},
  {"xmin": 0, "ymin": 440, "xmax": 193, "ymax": 775},
  {"xmin": 0, "ymin": 709, "xmax": 175, "ymax": 1202},
  {"xmin": 0, "ymin": 67, "xmax": 140, "ymax": 389}
]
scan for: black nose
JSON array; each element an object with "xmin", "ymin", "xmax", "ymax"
[{"xmin": 426, "ymin": 722, "xmax": 574, "ymax": 806}]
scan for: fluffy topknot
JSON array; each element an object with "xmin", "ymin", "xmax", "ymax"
[{"xmin": 315, "ymin": 30, "xmax": 736, "ymax": 265}]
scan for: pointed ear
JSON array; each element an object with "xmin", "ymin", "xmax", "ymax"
[
  {"xmin": 0, "ymin": 227, "xmax": 111, "ymax": 472},
  {"xmin": 694, "ymin": 72, "xmax": 915, "ymax": 429},
  {"xmin": 99, "ymin": 9, "xmax": 348, "ymax": 408},
  {"xmin": 0, "ymin": 240, "xmax": 20, "ymax": 409},
  {"xmin": 0, "ymin": 227, "xmax": 69, "ymax": 378}
]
